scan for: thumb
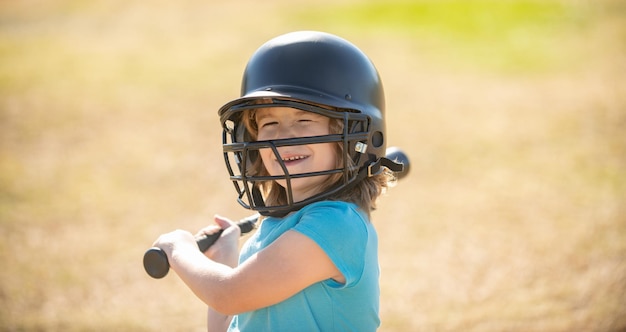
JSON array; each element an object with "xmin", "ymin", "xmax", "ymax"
[{"xmin": 213, "ymin": 215, "xmax": 240, "ymax": 237}]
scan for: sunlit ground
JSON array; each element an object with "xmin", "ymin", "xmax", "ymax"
[{"xmin": 1, "ymin": 0, "xmax": 625, "ymax": 331}]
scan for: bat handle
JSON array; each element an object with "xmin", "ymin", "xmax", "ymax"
[{"xmin": 143, "ymin": 214, "xmax": 259, "ymax": 279}]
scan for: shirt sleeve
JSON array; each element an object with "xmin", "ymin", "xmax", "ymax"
[{"xmin": 292, "ymin": 202, "xmax": 369, "ymax": 288}]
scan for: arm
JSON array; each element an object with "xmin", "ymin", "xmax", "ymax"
[
  {"xmin": 207, "ymin": 307, "xmax": 231, "ymax": 332},
  {"xmin": 202, "ymin": 216, "xmax": 239, "ymax": 331},
  {"xmin": 166, "ymin": 228, "xmax": 343, "ymax": 315},
  {"xmin": 153, "ymin": 216, "xmax": 240, "ymax": 332}
]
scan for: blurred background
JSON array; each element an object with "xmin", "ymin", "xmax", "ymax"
[{"xmin": 1, "ymin": 0, "xmax": 624, "ymax": 331}]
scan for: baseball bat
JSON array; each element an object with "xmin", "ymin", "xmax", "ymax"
[
  {"xmin": 143, "ymin": 214, "xmax": 259, "ymax": 279},
  {"xmin": 143, "ymin": 147, "xmax": 410, "ymax": 279}
]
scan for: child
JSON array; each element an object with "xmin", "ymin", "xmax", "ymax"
[{"xmin": 152, "ymin": 31, "xmax": 403, "ymax": 331}]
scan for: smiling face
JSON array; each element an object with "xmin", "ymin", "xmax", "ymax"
[{"xmin": 255, "ymin": 107, "xmax": 338, "ymax": 202}]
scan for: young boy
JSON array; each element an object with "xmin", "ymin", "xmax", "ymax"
[{"xmin": 153, "ymin": 31, "xmax": 403, "ymax": 331}]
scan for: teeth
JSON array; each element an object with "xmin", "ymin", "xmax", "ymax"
[{"xmin": 282, "ymin": 155, "xmax": 306, "ymax": 161}]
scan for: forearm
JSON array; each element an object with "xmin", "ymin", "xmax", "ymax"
[
  {"xmin": 207, "ymin": 306, "xmax": 232, "ymax": 332},
  {"xmin": 169, "ymin": 247, "xmax": 236, "ymax": 311}
]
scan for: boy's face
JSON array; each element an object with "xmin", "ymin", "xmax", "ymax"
[{"xmin": 255, "ymin": 107, "xmax": 337, "ymax": 202}]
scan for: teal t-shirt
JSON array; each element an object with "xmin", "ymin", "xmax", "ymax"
[{"xmin": 227, "ymin": 201, "xmax": 380, "ymax": 332}]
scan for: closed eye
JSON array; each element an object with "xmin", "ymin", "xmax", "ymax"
[{"xmin": 260, "ymin": 121, "xmax": 278, "ymax": 128}]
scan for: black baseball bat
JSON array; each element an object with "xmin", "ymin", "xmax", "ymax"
[
  {"xmin": 143, "ymin": 214, "xmax": 259, "ymax": 279},
  {"xmin": 143, "ymin": 147, "xmax": 410, "ymax": 279}
]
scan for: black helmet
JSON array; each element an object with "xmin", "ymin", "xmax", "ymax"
[{"xmin": 218, "ymin": 31, "xmax": 402, "ymax": 217}]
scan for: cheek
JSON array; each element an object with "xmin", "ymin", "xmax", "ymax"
[
  {"xmin": 259, "ymin": 149, "xmax": 272, "ymax": 164},
  {"xmin": 317, "ymin": 144, "xmax": 338, "ymax": 169},
  {"xmin": 258, "ymin": 149, "xmax": 278, "ymax": 174}
]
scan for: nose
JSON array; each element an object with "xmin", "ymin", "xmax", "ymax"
[{"xmin": 276, "ymin": 123, "xmax": 298, "ymax": 139}]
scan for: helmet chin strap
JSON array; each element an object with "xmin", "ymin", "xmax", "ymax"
[
  {"xmin": 367, "ymin": 156, "xmax": 404, "ymax": 177},
  {"xmin": 258, "ymin": 156, "xmax": 404, "ymax": 218}
]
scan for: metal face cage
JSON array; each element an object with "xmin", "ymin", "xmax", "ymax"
[{"xmin": 221, "ymin": 99, "xmax": 372, "ymax": 217}]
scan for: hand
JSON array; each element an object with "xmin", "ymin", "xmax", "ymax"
[
  {"xmin": 196, "ymin": 215, "xmax": 241, "ymax": 267},
  {"xmin": 152, "ymin": 229, "xmax": 197, "ymax": 259}
]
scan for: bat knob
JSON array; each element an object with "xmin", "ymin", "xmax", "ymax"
[
  {"xmin": 385, "ymin": 147, "xmax": 410, "ymax": 180},
  {"xmin": 143, "ymin": 247, "xmax": 170, "ymax": 279}
]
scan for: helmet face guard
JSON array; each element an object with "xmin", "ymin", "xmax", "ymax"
[
  {"xmin": 218, "ymin": 31, "xmax": 393, "ymax": 217},
  {"xmin": 221, "ymin": 99, "xmax": 372, "ymax": 217}
]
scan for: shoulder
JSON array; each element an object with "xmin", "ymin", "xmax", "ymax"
[
  {"xmin": 293, "ymin": 201, "xmax": 375, "ymax": 288},
  {"xmin": 293, "ymin": 201, "xmax": 371, "ymax": 246}
]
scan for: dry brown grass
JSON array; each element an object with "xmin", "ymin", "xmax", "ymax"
[{"xmin": 1, "ymin": 0, "xmax": 625, "ymax": 331}]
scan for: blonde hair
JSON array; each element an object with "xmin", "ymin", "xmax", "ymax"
[{"xmin": 242, "ymin": 106, "xmax": 393, "ymax": 218}]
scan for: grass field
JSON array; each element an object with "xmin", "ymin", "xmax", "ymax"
[{"xmin": 1, "ymin": 0, "xmax": 625, "ymax": 331}]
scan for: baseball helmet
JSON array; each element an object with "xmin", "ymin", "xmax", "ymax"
[{"xmin": 218, "ymin": 31, "xmax": 402, "ymax": 217}]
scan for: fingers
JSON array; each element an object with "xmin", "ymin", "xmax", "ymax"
[
  {"xmin": 196, "ymin": 215, "xmax": 240, "ymax": 237},
  {"xmin": 196, "ymin": 225, "xmax": 222, "ymax": 237},
  {"xmin": 214, "ymin": 215, "xmax": 241, "ymax": 238},
  {"xmin": 213, "ymin": 214, "xmax": 236, "ymax": 228},
  {"xmin": 199, "ymin": 215, "xmax": 240, "ymax": 265},
  {"xmin": 153, "ymin": 229, "xmax": 193, "ymax": 246},
  {"xmin": 152, "ymin": 229, "xmax": 196, "ymax": 257}
]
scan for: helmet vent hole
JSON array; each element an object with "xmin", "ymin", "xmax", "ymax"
[
  {"xmin": 344, "ymin": 94, "xmax": 352, "ymax": 100},
  {"xmin": 372, "ymin": 131, "xmax": 384, "ymax": 148}
]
